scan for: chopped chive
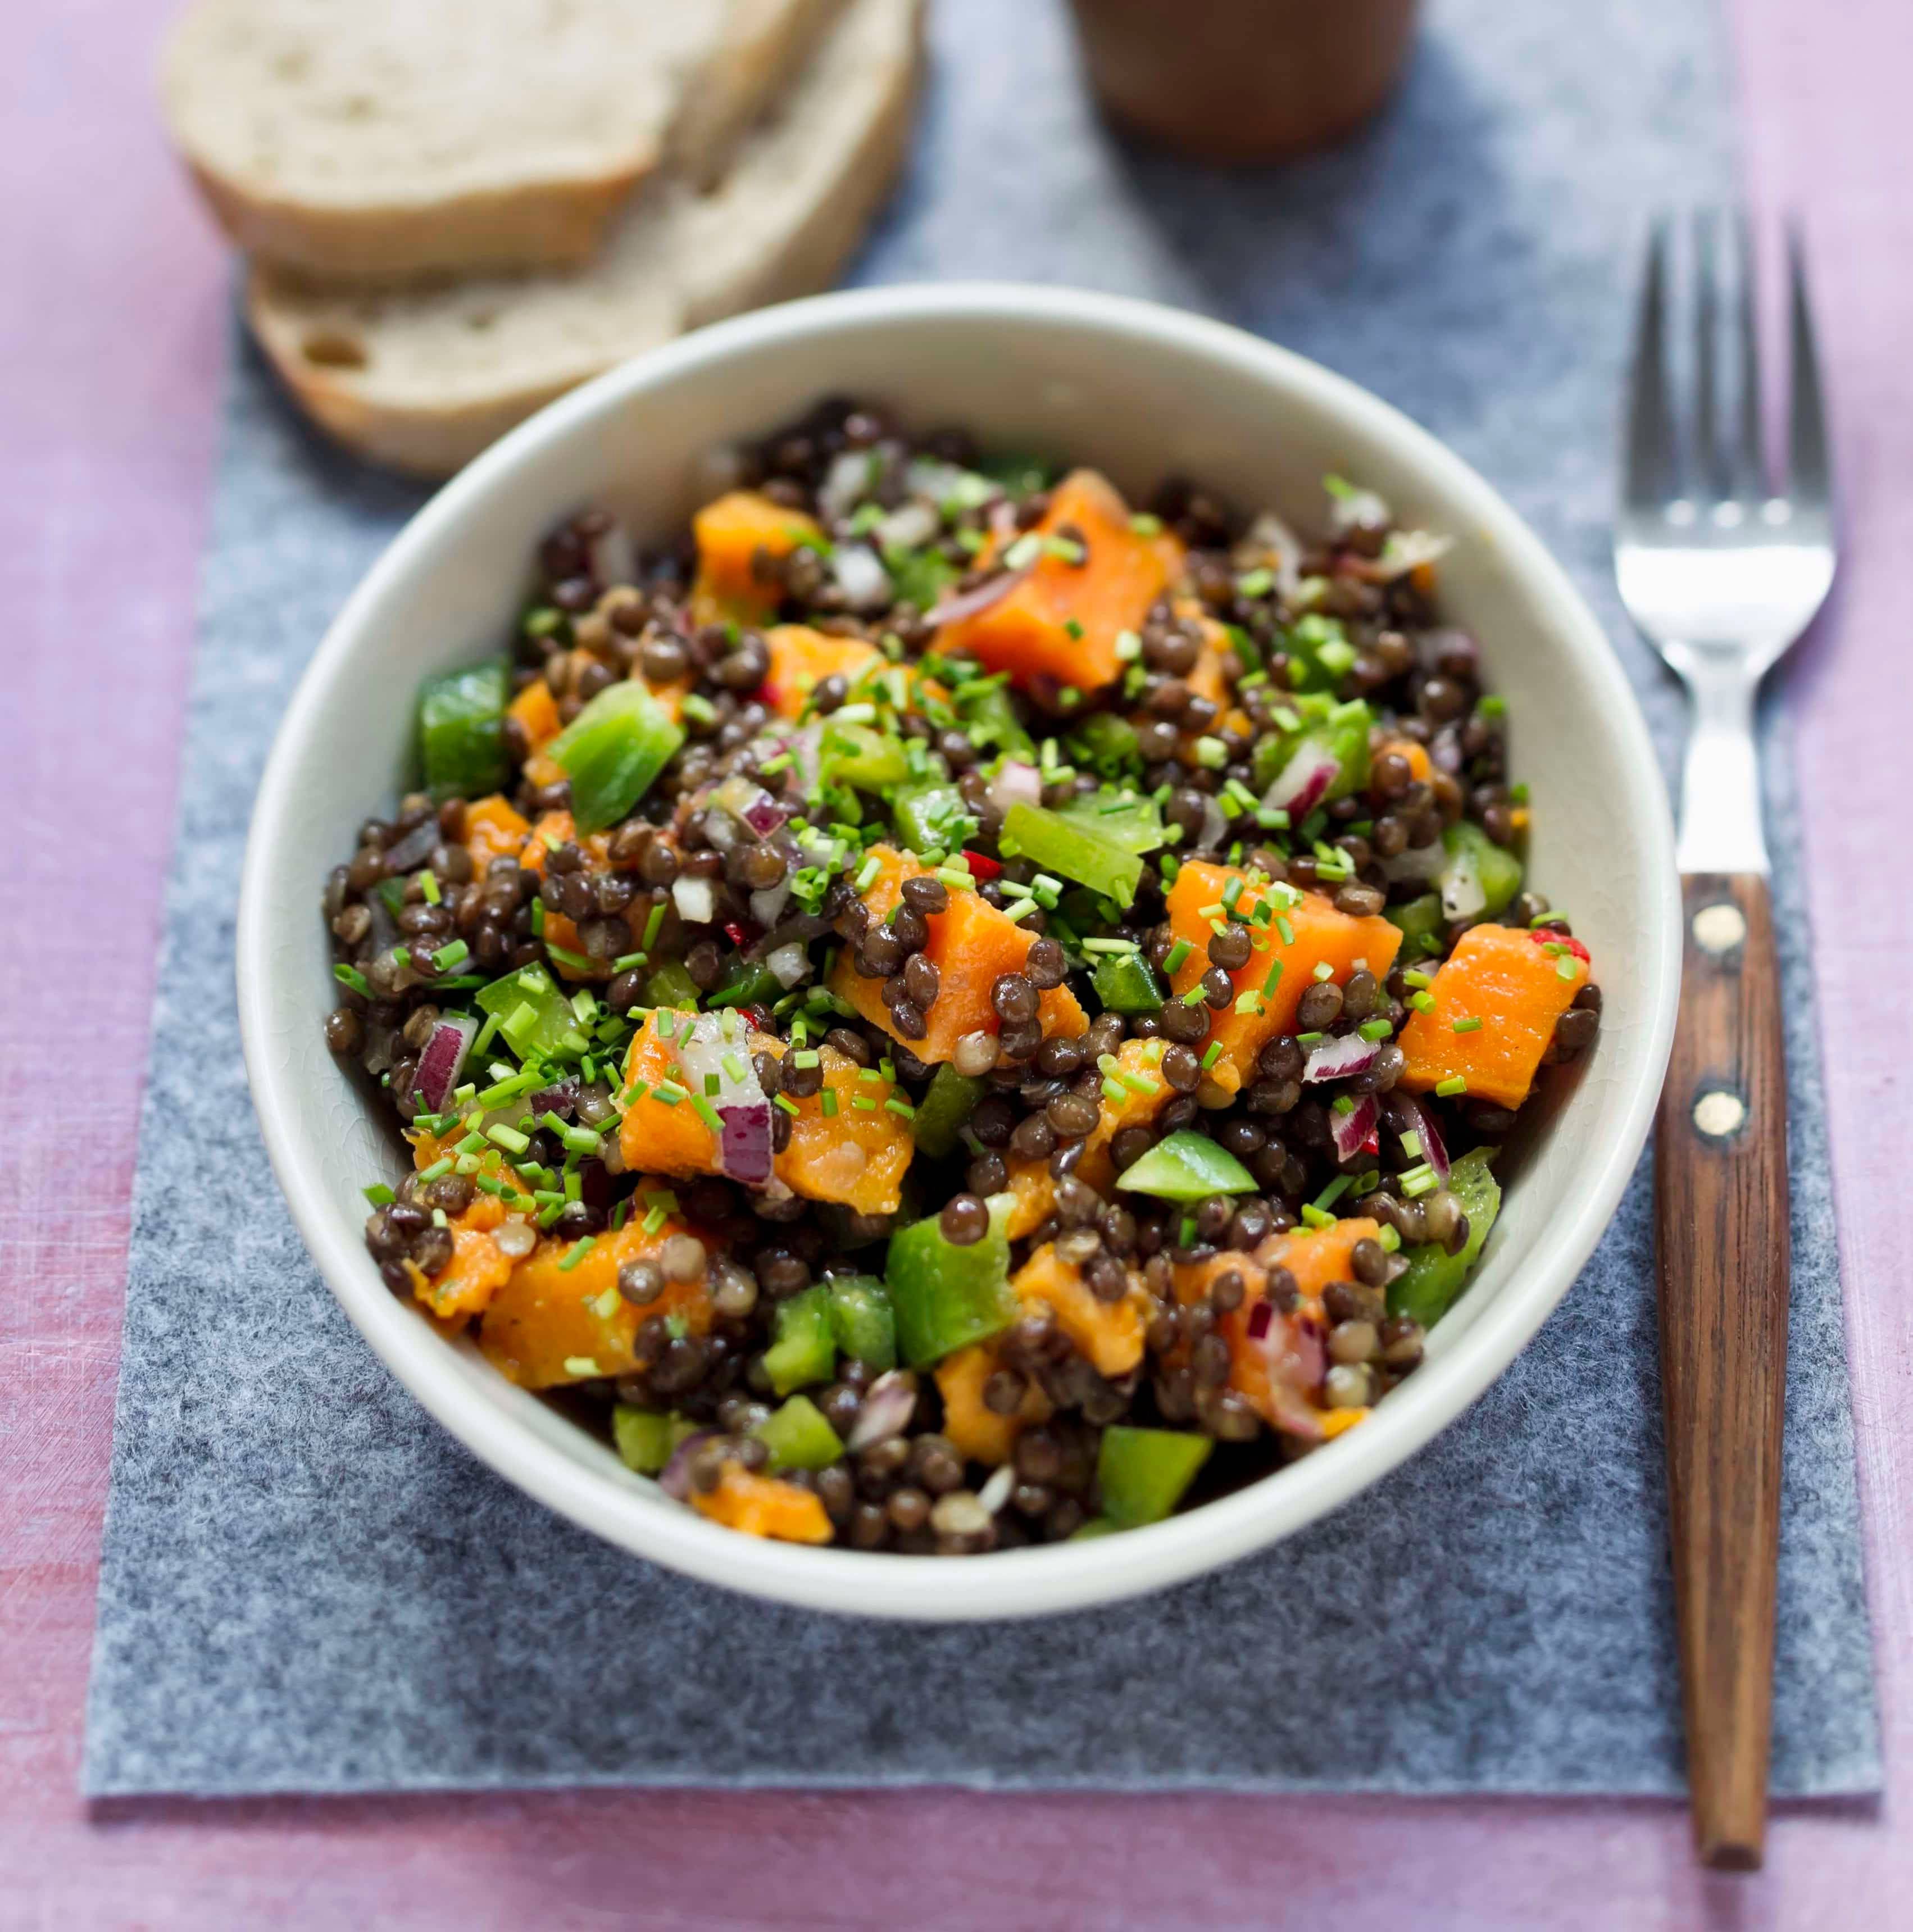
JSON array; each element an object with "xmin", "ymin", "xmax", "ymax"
[
  {"xmin": 417, "ymin": 1157, "xmax": 453, "ymax": 1184},
  {"xmin": 557, "ymin": 1235, "xmax": 597, "ymax": 1274},
  {"xmin": 691, "ymin": 1095, "xmax": 723, "ymax": 1134},
  {"xmin": 1403, "ymin": 969, "xmax": 1433, "ymax": 988},
  {"xmin": 884, "ymin": 1097, "xmax": 916, "ymax": 1118},
  {"xmin": 851, "ymin": 1094, "xmax": 877, "ymax": 1112},
  {"xmin": 1101, "ymin": 1077, "xmax": 1126, "ymax": 1103},
  {"xmin": 561, "ymin": 1125, "xmax": 601, "ymax": 1155},
  {"xmin": 1299, "ymin": 1203, "xmax": 1334, "ymax": 1230},
  {"xmin": 1315, "ymin": 1174, "xmax": 1352, "ymax": 1211},
  {"xmin": 419, "ymin": 871, "xmax": 441, "ymax": 906},
  {"xmin": 1452, "ymin": 1016, "xmax": 1484, "ymax": 1033},
  {"xmin": 1162, "ymin": 939, "xmax": 1193, "ymax": 974},
  {"xmin": 1436, "ymin": 1075, "xmax": 1469, "ymax": 1097},
  {"xmin": 431, "ymin": 939, "xmax": 469, "ymax": 972},
  {"xmin": 1199, "ymin": 1041, "xmax": 1225, "ymax": 1071},
  {"xmin": 1378, "ymin": 1223, "xmax": 1402, "ymax": 1253},
  {"xmin": 487, "ymin": 1123, "xmax": 531, "ymax": 1154},
  {"xmin": 773, "ymin": 1092, "xmax": 801, "ymax": 1116},
  {"xmin": 642, "ymin": 902, "xmax": 666, "ymax": 949},
  {"xmin": 1179, "ymin": 1215, "xmax": 1198, "ymax": 1249},
  {"xmin": 821, "ymin": 1088, "xmax": 839, "ymax": 1117},
  {"xmin": 1119, "ymin": 1071, "xmax": 1158, "ymax": 1097},
  {"xmin": 1408, "ymin": 992, "xmax": 1437, "ymax": 1013},
  {"xmin": 653, "ymin": 1080, "xmax": 686, "ymax": 1107},
  {"xmin": 722, "ymin": 1052, "xmax": 748, "ymax": 1083},
  {"xmin": 1276, "ymin": 916, "xmax": 1295, "ymax": 945},
  {"xmin": 334, "ymin": 962, "xmax": 371, "ymax": 997},
  {"xmin": 362, "ymin": 1183, "xmax": 396, "ymax": 1206},
  {"xmin": 936, "ymin": 865, "xmax": 975, "ymax": 891},
  {"xmin": 1181, "ymin": 987, "xmax": 1208, "ymax": 1007}
]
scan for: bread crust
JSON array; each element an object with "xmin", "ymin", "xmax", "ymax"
[{"xmin": 247, "ymin": 0, "xmax": 923, "ymax": 478}]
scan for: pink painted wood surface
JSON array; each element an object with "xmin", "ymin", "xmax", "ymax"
[{"xmin": 2, "ymin": 0, "xmax": 1906, "ymax": 1922}]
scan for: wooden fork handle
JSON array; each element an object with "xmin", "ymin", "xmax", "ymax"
[{"xmin": 1655, "ymin": 872, "xmax": 1791, "ymax": 1869}]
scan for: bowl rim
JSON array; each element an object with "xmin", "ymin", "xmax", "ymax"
[{"xmin": 237, "ymin": 281, "xmax": 1680, "ymax": 1621}]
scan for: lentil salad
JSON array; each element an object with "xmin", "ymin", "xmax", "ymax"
[{"xmin": 325, "ymin": 396, "xmax": 1601, "ymax": 1554}]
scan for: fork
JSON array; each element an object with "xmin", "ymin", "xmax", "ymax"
[{"xmin": 1616, "ymin": 213, "xmax": 1835, "ymax": 1869}]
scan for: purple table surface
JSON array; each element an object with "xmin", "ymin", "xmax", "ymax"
[{"xmin": 3, "ymin": 1, "xmax": 1906, "ymax": 1923}]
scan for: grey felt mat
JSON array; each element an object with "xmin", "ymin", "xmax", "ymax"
[{"xmin": 85, "ymin": 0, "xmax": 1879, "ymax": 1796}]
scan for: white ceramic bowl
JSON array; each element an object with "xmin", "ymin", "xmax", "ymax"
[{"xmin": 239, "ymin": 284, "xmax": 1679, "ymax": 1620}]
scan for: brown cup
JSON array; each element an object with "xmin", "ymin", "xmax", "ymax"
[{"xmin": 1066, "ymin": 0, "xmax": 1420, "ymax": 165}]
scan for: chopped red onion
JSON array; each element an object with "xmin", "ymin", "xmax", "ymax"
[
  {"xmin": 1396, "ymin": 1093, "xmax": 1451, "ymax": 1184},
  {"xmin": 658, "ymin": 1429, "xmax": 719, "ymax": 1502},
  {"xmin": 846, "ymin": 1369, "xmax": 917, "ymax": 1450},
  {"xmin": 749, "ymin": 880, "xmax": 793, "ymax": 930},
  {"xmin": 1233, "ymin": 511, "xmax": 1304, "ymax": 599},
  {"xmin": 1196, "ymin": 795, "xmax": 1230, "ymax": 853},
  {"xmin": 718, "ymin": 1102, "xmax": 774, "ymax": 1186},
  {"xmin": 1256, "ymin": 1307, "xmax": 1328, "ymax": 1442},
  {"xmin": 989, "ymin": 759, "xmax": 1042, "ymax": 813},
  {"xmin": 976, "ymin": 1463, "xmax": 1015, "ymax": 1515},
  {"xmin": 1358, "ymin": 528, "xmax": 1451, "ymax": 583},
  {"xmin": 710, "ymin": 772, "xmax": 788, "ymax": 837},
  {"xmin": 1264, "ymin": 742, "xmax": 1341, "ymax": 816},
  {"xmin": 923, "ymin": 565, "xmax": 1032, "ymax": 629},
  {"xmin": 1441, "ymin": 844, "xmax": 1487, "ymax": 921},
  {"xmin": 1303, "ymin": 1033, "xmax": 1380, "ymax": 1084},
  {"xmin": 765, "ymin": 942, "xmax": 810, "ymax": 989},
  {"xmin": 675, "ymin": 1015, "xmax": 774, "ymax": 1185},
  {"xmin": 414, "ymin": 1013, "xmax": 478, "ymax": 1112},
  {"xmin": 1330, "ymin": 1092, "xmax": 1380, "ymax": 1162},
  {"xmin": 874, "ymin": 501, "xmax": 939, "ymax": 552},
  {"xmin": 830, "ymin": 542, "xmax": 892, "ymax": 612},
  {"xmin": 1381, "ymin": 839, "xmax": 1447, "ymax": 885},
  {"xmin": 672, "ymin": 875, "xmax": 715, "ymax": 926},
  {"xmin": 584, "ymin": 519, "xmax": 636, "ymax": 588},
  {"xmin": 818, "ymin": 448, "xmax": 878, "ymax": 521}
]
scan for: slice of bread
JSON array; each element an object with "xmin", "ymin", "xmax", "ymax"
[
  {"xmin": 163, "ymin": 0, "xmax": 837, "ymax": 283},
  {"xmin": 247, "ymin": 0, "xmax": 923, "ymax": 477}
]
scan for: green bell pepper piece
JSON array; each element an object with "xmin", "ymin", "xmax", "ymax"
[
  {"xmin": 1067, "ymin": 712, "xmax": 1142, "ymax": 780},
  {"xmin": 885, "ymin": 544, "xmax": 960, "ymax": 614},
  {"xmin": 1385, "ymin": 892, "xmax": 1446, "ymax": 950},
  {"xmin": 611, "ymin": 1406, "xmax": 696, "ymax": 1475},
  {"xmin": 548, "ymin": 680, "xmax": 685, "ymax": 834},
  {"xmin": 957, "ymin": 683, "xmax": 1033, "ymax": 757},
  {"xmin": 1282, "ymin": 613, "xmax": 1360, "ymax": 693},
  {"xmin": 1001, "ymin": 801, "xmax": 1144, "ymax": 910},
  {"xmin": 825, "ymin": 1275, "xmax": 897, "ymax": 1371},
  {"xmin": 752, "ymin": 1394, "xmax": 846, "ymax": 1472},
  {"xmin": 1055, "ymin": 791, "xmax": 1165, "ymax": 857},
  {"xmin": 1092, "ymin": 951, "xmax": 1163, "ymax": 1014},
  {"xmin": 1097, "ymin": 1426, "xmax": 1213, "ymax": 1526},
  {"xmin": 911, "ymin": 1062, "xmax": 984, "ymax": 1161},
  {"xmin": 884, "ymin": 1195, "xmax": 1017, "ymax": 1368},
  {"xmin": 706, "ymin": 956, "xmax": 783, "ymax": 1010},
  {"xmin": 476, "ymin": 963, "xmax": 580, "ymax": 1060},
  {"xmin": 1250, "ymin": 697, "xmax": 1373, "ymax": 803},
  {"xmin": 1442, "ymin": 820, "xmax": 1523, "ymax": 917},
  {"xmin": 418, "ymin": 657, "xmax": 512, "ymax": 801},
  {"xmin": 644, "ymin": 961, "xmax": 702, "ymax": 1010},
  {"xmin": 1388, "ymin": 1147, "xmax": 1501, "ymax": 1329},
  {"xmin": 893, "ymin": 778, "xmax": 974, "ymax": 856},
  {"xmin": 763, "ymin": 1284, "xmax": 837, "ymax": 1396},
  {"xmin": 820, "ymin": 720, "xmax": 910, "ymax": 792},
  {"xmin": 1115, "ymin": 1129, "xmax": 1258, "ymax": 1202}
]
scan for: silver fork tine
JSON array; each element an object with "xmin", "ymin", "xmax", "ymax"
[
  {"xmin": 1624, "ymin": 218, "xmax": 1676, "ymax": 510},
  {"xmin": 1785, "ymin": 225, "xmax": 1830, "ymax": 508},
  {"xmin": 1694, "ymin": 210, "xmax": 1724, "ymax": 495},
  {"xmin": 1732, "ymin": 212, "xmax": 1765, "ymax": 499}
]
